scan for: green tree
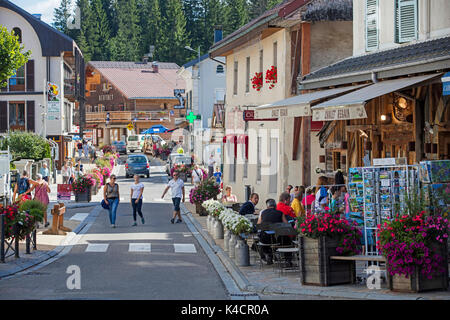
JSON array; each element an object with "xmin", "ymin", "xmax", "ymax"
[
  {"xmin": 90, "ymin": 0, "xmax": 111, "ymax": 60},
  {"xmin": 0, "ymin": 26, "xmax": 31, "ymax": 86},
  {"xmin": 200, "ymin": 0, "xmax": 225, "ymax": 51},
  {"xmin": 224, "ymin": 0, "xmax": 249, "ymax": 36},
  {"xmin": 249, "ymin": 0, "xmax": 269, "ymax": 19},
  {"xmin": 53, "ymin": 0, "xmax": 73, "ymax": 35},
  {"xmin": 267, "ymin": 0, "xmax": 283, "ymax": 10}
]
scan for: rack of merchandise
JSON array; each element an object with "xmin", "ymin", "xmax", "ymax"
[{"xmin": 419, "ymin": 160, "xmax": 450, "ymax": 217}]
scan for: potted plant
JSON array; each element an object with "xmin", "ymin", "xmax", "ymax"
[
  {"xmin": 251, "ymin": 72, "xmax": 263, "ymax": 91},
  {"xmin": 265, "ymin": 66, "xmax": 277, "ymax": 89},
  {"xmin": 203, "ymin": 199, "xmax": 224, "ymax": 234},
  {"xmin": 0, "ymin": 204, "xmax": 43, "ymax": 241},
  {"xmin": 377, "ymin": 211, "xmax": 449, "ymax": 293},
  {"xmin": 296, "ymin": 213, "xmax": 362, "ymax": 286},
  {"xmin": 189, "ymin": 178, "xmax": 221, "ymax": 216},
  {"xmin": 72, "ymin": 176, "xmax": 95, "ymax": 202}
]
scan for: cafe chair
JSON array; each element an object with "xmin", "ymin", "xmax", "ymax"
[
  {"xmin": 272, "ymin": 226, "xmax": 300, "ymax": 275},
  {"xmin": 255, "ymin": 223, "xmax": 280, "ymax": 269}
]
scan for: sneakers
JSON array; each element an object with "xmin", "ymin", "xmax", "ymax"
[
  {"xmin": 132, "ymin": 222, "xmax": 137, "ymax": 227},
  {"xmin": 111, "ymin": 224, "xmax": 116, "ymax": 228},
  {"xmin": 141, "ymin": 217, "xmax": 145, "ymax": 224},
  {"xmin": 170, "ymin": 218, "xmax": 175, "ymax": 224},
  {"xmin": 176, "ymin": 219, "xmax": 182, "ymax": 223}
]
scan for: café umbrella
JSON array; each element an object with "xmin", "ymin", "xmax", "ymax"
[{"xmin": 142, "ymin": 125, "xmax": 169, "ymax": 134}]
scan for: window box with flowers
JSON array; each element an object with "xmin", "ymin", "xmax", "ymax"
[
  {"xmin": 296, "ymin": 213, "xmax": 362, "ymax": 286},
  {"xmin": 72, "ymin": 176, "xmax": 95, "ymax": 202},
  {"xmin": 265, "ymin": 66, "xmax": 277, "ymax": 89},
  {"xmin": 251, "ymin": 72, "xmax": 263, "ymax": 92},
  {"xmin": 377, "ymin": 212, "xmax": 449, "ymax": 293}
]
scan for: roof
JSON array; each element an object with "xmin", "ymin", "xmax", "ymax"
[
  {"xmin": 210, "ymin": 0, "xmax": 310, "ymax": 56},
  {"xmin": 301, "ymin": 36, "xmax": 450, "ymax": 87},
  {"xmin": 87, "ymin": 61, "xmax": 185, "ymax": 100},
  {"xmin": 301, "ymin": 0, "xmax": 353, "ymax": 22},
  {"xmin": 0, "ymin": 0, "xmax": 76, "ymax": 57},
  {"xmin": 182, "ymin": 53, "xmax": 210, "ymax": 69}
]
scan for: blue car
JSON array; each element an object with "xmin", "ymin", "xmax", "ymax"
[
  {"xmin": 112, "ymin": 141, "xmax": 127, "ymax": 155},
  {"xmin": 125, "ymin": 154, "xmax": 150, "ymax": 178}
]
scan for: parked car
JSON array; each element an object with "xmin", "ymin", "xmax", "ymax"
[
  {"xmin": 166, "ymin": 153, "xmax": 184, "ymax": 175},
  {"xmin": 125, "ymin": 154, "xmax": 150, "ymax": 178},
  {"xmin": 126, "ymin": 135, "xmax": 140, "ymax": 153},
  {"xmin": 112, "ymin": 141, "xmax": 127, "ymax": 155}
]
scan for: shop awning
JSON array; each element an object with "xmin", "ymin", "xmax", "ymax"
[
  {"xmin": 254, "ymin": 84, "xmax": 367, "ymax": 119},
  {"xmin": 311, "ymin": 74, "xmax": 442, "ymax": 121}
]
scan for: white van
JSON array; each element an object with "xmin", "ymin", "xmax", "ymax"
[{"xmin": 127, "ymin": 135, "xmax": 140, "ymax": 153}]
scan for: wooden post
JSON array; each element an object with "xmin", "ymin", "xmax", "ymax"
[
  {"xmin": 300, "ymin": 22, "xmax": 311, "ymax": 186},
  {"xmin": 58, "ymin": 203, "xmax": 71, "ymax": 232},
  {"xmin": 42, "ymin": 204, "xmax": 67, "ymax": 235}
]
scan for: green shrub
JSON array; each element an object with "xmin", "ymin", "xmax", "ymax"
[
  {"xmin": 0, "ymin": 131, "xmax": 51, "ymax": 161},
  {"xmin": 20, "ymin": 200, "xmax": 46, "ymax": 222}
]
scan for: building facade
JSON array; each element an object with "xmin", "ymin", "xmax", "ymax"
[{"xmin": 0, "ymin": 0, "xmax": 85, "ymax": 169}]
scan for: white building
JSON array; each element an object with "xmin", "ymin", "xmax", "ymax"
[
  {"xmin": 0, "ymin": 0, "xmax": 85, "ymax": 169},
  {"xmin": 177, "ymin": 53, "xmax": 226, "ymax": 167}
]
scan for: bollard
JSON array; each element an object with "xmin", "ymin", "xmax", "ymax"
[
  {"xmin": 26, "ymin": 234, "xmax": 31, "ymax": 254},
  {"xmin": 14, "ymin": 223, "xmax": 19, "ymax": 259},
  {"xmin": 33, "ymin": 226, "xmax": 37, "ymax": 250},
  {"xmin": 1, "ymin": 214, "xmax": 4, "ymax": 263}
]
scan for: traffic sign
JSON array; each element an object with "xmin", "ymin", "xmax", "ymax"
[{"xmin": 127, "ymin": 123, "xmax": 134, "ymax": 131}]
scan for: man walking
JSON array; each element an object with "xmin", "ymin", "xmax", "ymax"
[
  {"xmin": 191, "ymin": 165, "xmax": 203, "ymax": 186},
  {"xmin": 130, "ymin": 175, "xmax": 145, "ymax": 226},
  {"xmin": 208, "ymin": 154, "xmax": 216, "ymax": 178},
  {"xmin": 161, "ymin": 172, "xmax": 185, "ymax": 224},
  {"xmin": 40, "ymin": 162, "xmax": 50, "ymax": 183}
]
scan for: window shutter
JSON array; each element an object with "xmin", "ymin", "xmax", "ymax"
[
  {"xmin": 397, "ymin": 0, "xmax": 418, "ymax": 43},
  {"xmin": 26, "ymin": 60, "xmax": 35, "ymax": 92},
  {"xmin": 26, "ymin": 101, "xmax": 35, "ymax": 132},
  {"xmin": 0, "ymin": 101, "xmax": 7, "ymax": 133},
  {"xmin": 365, "ymin": 0, "xmax": 379, "ymax": 51}
]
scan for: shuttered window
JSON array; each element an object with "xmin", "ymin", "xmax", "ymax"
[
  {"xmin": 26, "ymin": 101, "xmax": 35, "ymax": 132},
  {"xmin": 245, "ymin": 57, "xmax": 250, "ymax": 93},
  {"xmin": 395, "ymin": 0, "xmax": 418, "ymax": 43},
  {"xmin": 0, "ymin": 101, "xmax": 7, "ymax": 133},
  {"xmin": 26, "ymin": 60, "xmax": 34, "ymax": 92},
  {"xmin": 233, "ymin": 61, "xmax": 238, "ymax": 95},
  {"xmin": 365, "ymin": 0, "xmax": 379, "ymax": 51}
]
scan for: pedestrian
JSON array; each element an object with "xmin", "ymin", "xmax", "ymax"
[
  {"xmin": 213, "ymin": 166, "xmax": 222, "ymax": 185},
  {"xmin": 12, "ymin": 170, "xmax": 32, "ymax": 204},
  {"xmin": 239, "ymin": 193, "xmax": 259, "ymax": 216},
  {"xmin": 276, "ymin": 192, "xmax": 297, "ymax": 220},
  {"xmin": 161, "ymin": 172, "xmax": 185, "ymax": 224},
  {"xmin": 191, "ymin": 165, "xmax": 203, "ymax": 186},
  {"xmin": 29, "ymin": 173, "xmax": 50, "ymax": 227},
  {"xmin": 40, "ymin": 162, "xmax": 50, "ymax": 183},
  {"xmin": 130, "ymin": 175, "xmax": 145, "ymax": 226},
  {"xmin": 62, "ymin": 161, "xmax": 71, "ymax": 184},
  {"xmin": 314, "ymin": 176, "xmax": 329, "ymax": 214},
  {"xmin": 207, "ymin": 154, "xmax": 216, "ymax": 178},
  {"xmin": 90, "ymin": 144, "xmax": 97, "ymax": 164},
  {"xmin": 83, "ymin": 140, "xmax": 89, "ymax": 159},
  {"xmin": 77, "ymin": 140, "xmax": 83, "ymax": 159},
  {"xmin": 104, "ymin": 175, "xmax": 120, "ymax": 228},
  {"xmin": 68, "ymin": 161, "xmax": 75, "ymax": 184},
  {"xmin": 73, "ymin": 164, "xmax": 83, "ymax": 179},
  {"xmin": 330, "ymin": 186, "xmax": 344, "ymax": 218}
]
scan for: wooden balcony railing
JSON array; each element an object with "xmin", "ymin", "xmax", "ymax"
[{"xmin": 86, "ymin": 111, "xmax": 172, "ymax": 123}]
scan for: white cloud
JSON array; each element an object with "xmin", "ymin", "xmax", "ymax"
[{"xmin": 12, "ymin": 0, "xmax": 67, "ymax": 25}]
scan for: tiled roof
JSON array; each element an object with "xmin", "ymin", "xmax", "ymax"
[
  {"xmin": 182, "ymin": 53, "xmax": 210, "ymax": 69},
  {"xmin": 301, "ymin": 36, "xmax": 450, "ymax": 83},
  {"xmin": 88, "ymin": 62, "xmax": 184, "ymax": 100}
]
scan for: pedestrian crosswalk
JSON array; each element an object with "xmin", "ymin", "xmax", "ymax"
[{"xmin": 84, "ymin": 243, "xmax": 197, "ymax": 254}]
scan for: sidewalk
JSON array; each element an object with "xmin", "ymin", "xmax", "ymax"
[{"xmin": 182, "ymin": 203, "xmax": 450, "ymax": 300}]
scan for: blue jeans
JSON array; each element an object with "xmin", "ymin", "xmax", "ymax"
[
  {"xmin": 131, "ymin": 199, "xmax": 143, "ymax": 221},
  {"xmin": 107, "ymin": 198, "xmax": 119, "ymax": 224}
]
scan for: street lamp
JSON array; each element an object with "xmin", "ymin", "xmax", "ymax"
[{"xmin": 184, "ymin": 45, "xmax": 201, "ymax": 78}]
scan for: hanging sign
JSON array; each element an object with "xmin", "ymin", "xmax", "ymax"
[
  {"xmin": 47, "ymin": 82, "xmax": 60, "ymax": 121},
  {"xmin": 313, "ymin": 105, "xmax": 367, "ymax": 121}
]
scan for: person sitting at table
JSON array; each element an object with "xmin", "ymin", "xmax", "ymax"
[
  {"xmin": 239, "ymin": 193, "xmax": 259, "ymax": 216},
  {"xmin": 222, "ymin": 186, "xmax": 238, "ymax": 203},
  {"xmin": 276, "ymin": 192, "xmax": 297, "ymax": 220},
  {"xmin": 291, "ymin": 190, "xmax": 305, "ymax": 217},
  {"xmin": 256, "ymin": 199, "xmax": 288, "ymax": 265}
]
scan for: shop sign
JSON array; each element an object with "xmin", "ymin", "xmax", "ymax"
[
  {"xmin": 373, "ymin": 157, "xmax": 407, "ymax": 166},
  {"xmin": 47, "ymin": 82, "xmax": 61, "ymax": 121},
  {"xmin": 313, "ymin": 105, "xmax": 367, "ymax": 121},
  {"xmin": 442, "ymin": 72, "xmax": 450, "ymax": 96},
  {"xmin": 57, "ymin": 184, "xmax": 71, "ymax": 201},
  {"xmin": 255, "ymin": 105, "xmax": 311, "ymax": 119}
]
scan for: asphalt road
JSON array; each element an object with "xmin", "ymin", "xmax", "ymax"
[{"xmin": 0, "ymin": 154, "xmax": 228, "ymax": 300}]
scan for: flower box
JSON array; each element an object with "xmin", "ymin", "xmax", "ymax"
[
  {"xmin": 196, "ymin": 203, "xmax": 207, "ymax": 216},
  {"xmin": 387, "ymin": 242, "xmax": 448, "ymax": 293},
  {"xmin": 75, "ymin": 188, "xmax": 91, "ymax": 203},
  {"xmin": 299, "ymin": 236, "xmax": 355, "ymax": 286}
]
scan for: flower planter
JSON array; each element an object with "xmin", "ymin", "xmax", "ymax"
[
  {"xmin": 228, "ymin": 234, "xmax": 238, "ymax": 259},
  {"xmin": 235, "ymin": 238, "xmax": 250, "ymax": 266},
  {"xmin": 299, "ymin": 236, "xmax": 355, "ymax": 286},
  {"xmin": 213, "ymin": 218, "xmax": 224, "ymax": 240},
  {"xmin": 195, "ymin": 203, "xmax": 207, "ymax": 216},
  {"xmin": 223, "ymin": 229, "xmax": 231, "ymax": 252},
  {"xmin": 206, "ymin": 215, "xmax": 212, "ymax": 232},
  {"xmin": 75, "ymin": 188, "xmax": 91, "ymax": 203},
  {"xmin": 388, "ymin": 242, "xmax": 448, "ymax": 293}
]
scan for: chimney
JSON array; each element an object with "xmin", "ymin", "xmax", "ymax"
[
  {"xmin": 152, "ymin": 61, "xmax": 159, "ymax": 73},
  {"xmin": 214, "ymin": 26, "xmax": 223, "ymax": 43}
]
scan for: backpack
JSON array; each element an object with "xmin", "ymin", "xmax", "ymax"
[{"xmin": 18, "ymin": 178, "xmax": 29, "ymax": 194}]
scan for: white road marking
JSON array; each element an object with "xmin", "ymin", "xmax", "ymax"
[
  {"xmin": 174, "ymin": 243, "xmax": 197, "ymax": 253},
  {"xmin": 85, "ymin": 243, "xmax": 109, "ymax": 252},
  {"xmin": 69, "ymin": 213, "xmax": 89, "ymax": 221},
  {"xmin": 128, "ymin": 243, "xmax": 151, "ymax": 252},
  {"xmin": 78, "ymin": 232, "xmax": 170, "ymax": 244}
]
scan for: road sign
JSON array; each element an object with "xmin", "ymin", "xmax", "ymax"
[
  {"xmin": 127, "ymin": 123, "xmax": 134, "ymax": 131},
  {"xmin": 442, "ymin": 72, "xmax": 450, "ymax": 96}
]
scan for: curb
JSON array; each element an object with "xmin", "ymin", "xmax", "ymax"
[
  {"xmin": 181, "ymin": 205, "xmax": 450, "ymax": 300},
  {"xmin": 0, "ymin": 205, "xmax": 101, "ymax": 280}
]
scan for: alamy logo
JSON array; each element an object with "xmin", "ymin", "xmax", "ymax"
[
  {"xmin": 66, "ymin": 265, "xmax": 81, "ymax": 290},
  {"xmin": 67, "ymin": 6, "xmax": 81, "ymax": 30},
  {"xmin": 365, "ymin": 265, "xmax": 382, "ymax": 290}
]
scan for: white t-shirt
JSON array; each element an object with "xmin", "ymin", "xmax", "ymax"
[
  {"xmin": 192, "ymin": 169, "xmax": 203, "ymax": 183},
  {"xmin": 208, "ymin": 157, "xmax": 216, "ymax": 167},
  {"xmin": 131, "ymin": 183, "xmax": 144, "ymax": 199},
  {"xmin": 168, "ymin": 178, "xmax": 184, "ymax": 198}
]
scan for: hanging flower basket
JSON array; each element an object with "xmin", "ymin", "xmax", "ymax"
[
  {"xmin": 251, "ymin": 72, "xmax": 263, "ymax": 91},
  {"xmin": 265, "ymin": 66, "xmax": 278, "ymax": 89}
]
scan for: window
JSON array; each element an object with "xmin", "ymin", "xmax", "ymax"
[
  {"xmin": 9, "ymin": 102, "xmax": 25, "ymax": 130},
  {"xmin": 245, "ymin": 57, "xmax": 250, "ymax": 93},
  {"xmin": 257, "ymin": 137, "xmax": 262, "ymax": 182},
  {"xmin": 89, "ymin": 84, "xmax": 97, "ymax": 92},
  {"xmin": 365, "ymin": 0, "xmax": 379, "ymax": 51},
  {"xmin": 259, "ymin": 50, "xmax": 263, "ymax": 73},
  {"xmin": 243, "ymin": 142, "xmax": 248, "ymax": 178},
  {"xmin": 233, "ymin": 61, "xmax": 238, "ymax": 95},
  {"xmin": 395, "ymin": 0, "xmax": 418, "ymax": 43},
  {"xmin": 9, "ymin": 66, "xmax": 25, "ymax": 91},
  {"xmin": 12, "ymin": 27, "xmax": 22, "ymax": 43},
  {"xmin": 273, "ymin": 42, "xmax": 278, "ymax": 67},
  {"xmin": 216, "ymin": 65, "xmax": 224, "ymax": 74}
]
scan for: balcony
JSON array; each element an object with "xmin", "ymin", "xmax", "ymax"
[
  {"xmin": 64, "ymin": 78, "xmax": 75, "ymax": 101},
  {"xmin": 86, "ymin": 111, "xmax": 173, "ymax": 124}
]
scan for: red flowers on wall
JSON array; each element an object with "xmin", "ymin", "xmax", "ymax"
[
  {"xmin": 251, "ymin": 72, "xmax": 263, "ymax": 91},
  {"xmin": 265, "ymin": 66, "xmax": 278, "ymax": 89}
]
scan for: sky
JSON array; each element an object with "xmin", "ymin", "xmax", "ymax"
[{"xmin": 11, "ymin": 0, "xmax": 66, "ymax": 25}]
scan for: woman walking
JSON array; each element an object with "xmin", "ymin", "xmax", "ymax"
[
  {"xmin": 104, "ymin": 175, "xmax": 120, "ymax": 228},
  {"xmin": 29, "ymin": 174, "xmax": 50, "ymax": 227},
  {"xmin": 130, "ymin": 175, "xmax": 145, "ymax": 226}
]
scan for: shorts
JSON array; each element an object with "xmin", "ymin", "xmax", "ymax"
[{"xmin": 172, "ymin": 197, "xmax": 181, "ymax": 212}]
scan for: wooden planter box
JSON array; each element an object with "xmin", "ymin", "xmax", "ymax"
[
  {"xmin": 299, "ymin": 236, "xmax": 355, "ymax": 286},
  {"xmin": 388, "ymin": 242, "xmax": 448, "ymax": 293},
  {"xmin": 75, "ymin": 188, "xmax": 91, "ymax": 203},
  {"xmin": 195, "ymin": 203, "xmax": 207, "ymax": 216}
]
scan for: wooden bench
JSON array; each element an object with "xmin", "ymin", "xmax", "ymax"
[
  {"xmin": 330, "ymin": 255, "xmax": 386, "ymax": 262},
  {"xmin": 43, "ymin": 203, "xmax": 72, "ymax": 235}
]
